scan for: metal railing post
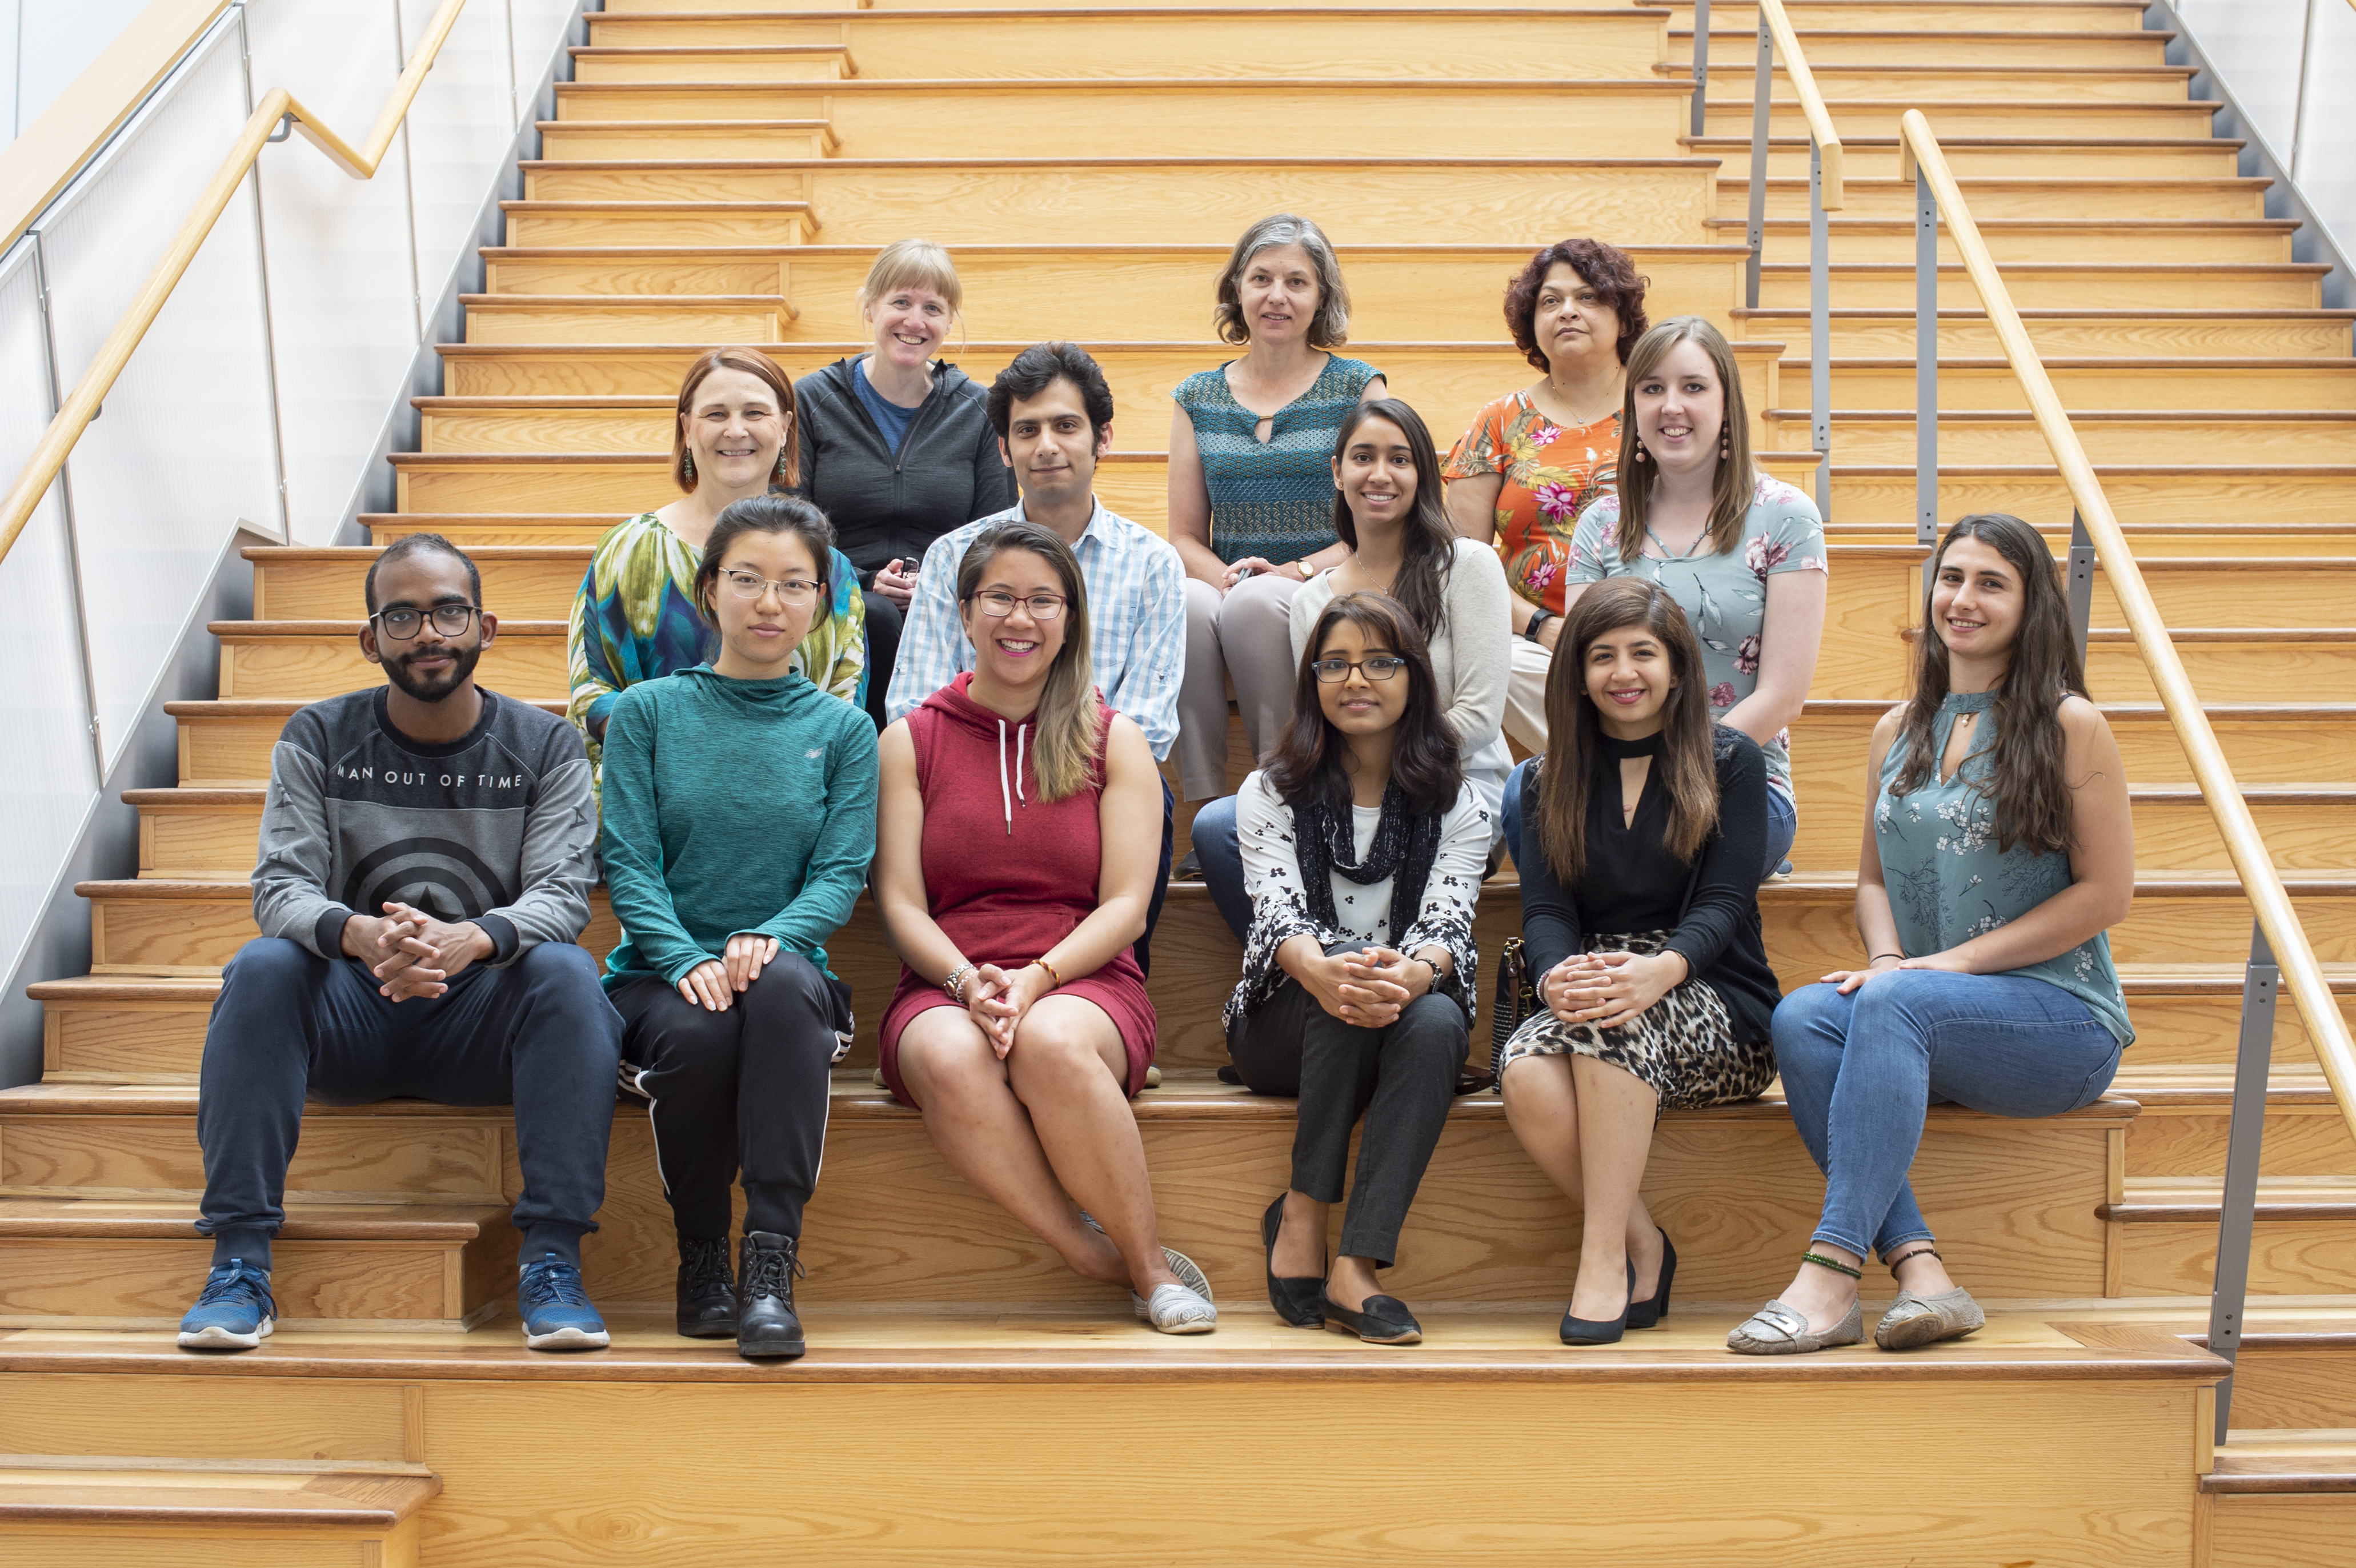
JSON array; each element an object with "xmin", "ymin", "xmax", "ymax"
[
  {"xmin": 1692, "ymin": 0, "xmax": 1711, "ymax": 140},
  {"xmin": 2209, "ymin": 920, "xmax": 2279, "ymax": 1443},
  {"xmin": 1809, "ymin": 138, "xmax": 1830, "ymax": 521},
  {"xmin": 1914, "ymin": 161, "xmax": 1938, "ymax": 588},
  {"xmin": 1744, "ymin": 13, "xmax": 1771, "ymax": 310},
  {"xmin": 2066, "ymin": 509, "xmax": 2095, "ymax": 662}
]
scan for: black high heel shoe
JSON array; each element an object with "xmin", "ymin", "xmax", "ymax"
[
  {"xmin": 1263, "ymin": 1193, "xmax": 1327, "ymax": 1328},
  {"xmin": 1626, "ymin": 1229, "xmax": 1678, "ymax": 1331},
  {"xmin": 1560, "ymin": 1259, "xmax": 1636, "ymax": 1346}
]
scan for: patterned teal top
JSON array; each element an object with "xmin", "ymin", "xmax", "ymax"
[
  {"xmin": 1875, "ymin": 690, "xmax": 2133, "ymax": 1045},
  {"xmin": 1173, "ymin": 354, "xmax": 1381, "ymax": 565},
  {"xmin": 568, "ymin": 512, "xmax": 867, "ymax": 791}
]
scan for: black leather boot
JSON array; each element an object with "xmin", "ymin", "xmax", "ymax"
[
  {"xmin": 736, "ymin": 1231, "xmax": 806, "ymax": 1360},
  {"xmin": 675, "ymin": 1235, "xmax": 736, "ymax": 1339}
]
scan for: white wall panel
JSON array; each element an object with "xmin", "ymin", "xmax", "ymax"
[
  {"xmin": 510, "ymin": 0, "xmax": 578, "ymax": 114},
  {"xmin": 0, "ymin": 241, "xmax": 101, "ymax": 982},
  {"xmin": 400, "ymin": 0, "xmax": 517, "ymax": 305},
  {"xmin": 2293, "ymin": 0, "xmax": 2354, "ymax": 260},
  {"xmin": 38, "ymin": 23, "xmax": 277, "ymax": 769},
  {"xmin": 2175, "ymin": 0, "xmax": 2301, "ymax": 156},
  {"xmin": 245, "ymin": 0, "xmax": 422, "ymax": 544}
]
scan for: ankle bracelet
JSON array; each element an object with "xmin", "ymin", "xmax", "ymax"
[
  {"xmin": 1800, "ymin": 1250, "xmax": 1863, "ymax": 1280},
  {"xmin": 1884, "ymin": 1245, "xmax": 1942, "ymax": 1273}
]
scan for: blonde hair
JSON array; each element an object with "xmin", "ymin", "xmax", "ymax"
[
  {"xmin": 859, "ymin": 239, "xmax": 963, "ymax": 314},
  {"xmin": 1615, "ymin": 316, "xmax": 1755, "ymax": 562},
  {"xmin": 1213, "ymin": 214, "xmax": 1350, "ymax": 349},
  {"xmin": 956, "ymin": 522, "xmax": 1103, "ymax": 802}
]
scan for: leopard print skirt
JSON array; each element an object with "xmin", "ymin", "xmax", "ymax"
[{"xmin": 1496, "ymin": 931, "xmax": 1774, "ymax": 1113}]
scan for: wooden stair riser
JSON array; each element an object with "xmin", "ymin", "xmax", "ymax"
[
  {"xmin": 2114, "ymin": 1216, "xmax": 2356, "ymax": 1296},
  {"xmin": 2081, "ymin": 640, "xmax": 2356, "ymax": 705},
  {"xmin": 1825, "ymin": 467, "xmax": 2356, "ymax": 525},
  {"xmin": 1675, "ymin": 28, "xmax": 2169, "ymax": 67},
  {"xmin": 548, "ymin": 81, "xmax": 1690, "ymax": 159},
  {"xmin": 461, "ymin": 300, "xmax": 788, "ymax": 345},
  {"xmin": 214, "ymin": 627, "xmax": 567, "ymax": 704},
  {"xmin": 571, "ymin": 48, "xmax": 851, "ymax": 85},
  {"xmin": 1745, "ymin": 314, "xmax": 2355, "ymax": 359},
  {"xmin": 538, "ymin": 122, "xmax": 838, "ymax": 161},
  {"xmin": 0, "ymin": 1373, "xmax": 2212, "ymax": 1568},
  {"xmin": 580, "ymin": 10, "xmax": 1674, "ymax": 77},
  {"xmin": 1689, "ymin": 63, "xmax": 2196, "ymax": 102},
  {"xmin": 502, "ymin": 161, "xmax": 1717, "ymax": 248},
  {"xmin": 476, "ymin": 244, "xmax": 1751, "ymax": 332},
  {"xmin": 2206, "ymin": 1493, "xmax": 2356, "ymax": 1568},
  {"xmin": 425, "ymin": 339, "xmax": 1780, "ymax": 434},
  {"xmin": 0, "ymin": 1526, "xmax": 419, "ymax": 1568},
  {"xmin": 1801, "ymin": 362, "xmax": 2356, "ymax": 412},
  {"xmin": 1703, "ymin": 99, "xmax": 2218, "ymax": 141},
  {"xmin": 1676, "ymin": 2, "xmax": 2152, "ymax": 32},
  {"xmin": 2098, "ymin": 992, "xmax": 2343, "ymax": 1072},
  {"xmin": 254, "ymin": 551, "xmax": 587, "ymax": 623},
  {"xmin": 1705, "ymin": 139, "xmax": 2243, "ymax": 183},
  {"xmin": 2123, "ymin": 1102, "xmax": 2356, "ymax": 1181},
  {"xmin": 1745, "ymin": 224, "xmax": 2295, "ymax": 266},
  {"xmin": 0, "ymin": 1222, "xmax": 512, "ymax": 1325},
  {"xmin": 1728, "ymin": 178, "xmax": 2267, "ymax": 224},
  {"xmin": 0, "ymin": 1102, "xmax": 2124, "ymax": 1307},
  {"xmin": 2221, "ymin": 1343, "xmax": 2356, "ymax": 1428},
  {"xmin": 1756, "ymin": 264, "xmax": 2327, "ymax": 312},
  {"xmin": 1777, "ymin": 415, "xmax": 2356, "ymax": 464}
]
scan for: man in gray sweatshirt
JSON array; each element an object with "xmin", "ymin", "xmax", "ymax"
[{"xmin": 179, "ymin": 535, "xmax": 623, "ymax": 1354}]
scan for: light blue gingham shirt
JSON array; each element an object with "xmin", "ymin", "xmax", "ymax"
[{"xmin": 883, "ymin": 498, "xmax": 1187, "ymax": 760}]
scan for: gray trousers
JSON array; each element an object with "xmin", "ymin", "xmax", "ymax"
[
  {"xmin": 1225, "ymin": 942, "xmax": 1469, "ymax": 1267},
  {"xmin": 1178, "ymin": 573, "xmax": 1303, "ymax": 801}
]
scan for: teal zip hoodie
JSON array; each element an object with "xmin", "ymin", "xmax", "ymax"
[{"xmin": 596, "ymin": 664, "xmax": 879, "ymax": 987}]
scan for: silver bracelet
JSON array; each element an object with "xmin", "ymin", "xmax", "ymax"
[{"xmin": 942, "ymin": 963, "xmax": 975, "ymax": 1005}]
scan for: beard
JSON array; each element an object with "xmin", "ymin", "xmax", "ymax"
[{"xmin": 382, "ymin": 641, "xmax": 483, "ymax": 702}]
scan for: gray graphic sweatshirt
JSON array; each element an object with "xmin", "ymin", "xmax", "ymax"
[{"xmin": 251, "ymin": 685, "xmax": 598, "ymax": 963}]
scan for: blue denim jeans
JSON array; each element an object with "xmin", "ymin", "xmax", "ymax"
[
  {"xmin": 1497, "ymin": 756, "xmax": 1797, "ymax": 884},
  {"xmin": 1772, "ymin": 971, "xmax": 2125, "ymax": 1260},
  {"xmin": 1192, "ymin": 792, "xmax": 1251, "ymax": 943}
]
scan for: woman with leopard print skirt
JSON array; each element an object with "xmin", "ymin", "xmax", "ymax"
[
  {"xmin": 1499, "ymin": 577, "xmax": 1781, "ymax": 1346},
  {"xmin": 1224, "ymin": 591, "xmax": 1488, "ymax": 1346}
]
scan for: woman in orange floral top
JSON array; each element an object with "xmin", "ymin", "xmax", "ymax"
[{"xmin": 1443, "ymin": 239, "xmax": 1649, "ymax": 755}]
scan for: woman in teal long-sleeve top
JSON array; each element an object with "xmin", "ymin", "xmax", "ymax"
[{"xmin": 597, "ymin": 495, "xmax": 879, "ymax": 1362}]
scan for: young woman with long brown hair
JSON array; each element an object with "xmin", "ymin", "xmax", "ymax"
[
  {"xmin": 874, "ymin": 520, "xmax": 1217, "ymax": 1334},
  {"xmin": 1225, "ymin": 592, "xmax": 1486, "ymax": 1345},
  {"xmin": 1498, "ymin": 577, "xmax": 1781, "ymax": 1346},
  {"xmin": 1731, "ymin": 514, "xmax": 2134, "ymax": 1356}
]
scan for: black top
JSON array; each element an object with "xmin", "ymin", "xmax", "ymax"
[
  {"xmin": 790, "ymin": 356, "xmax": 1017, "ymax": 582},
  {"xmin": 1516, "ymin": 723, "xmax": 1781, "ymax": 1044}
]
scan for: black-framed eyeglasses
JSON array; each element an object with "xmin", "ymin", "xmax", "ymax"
[
  {"xmin": 718, "ymin": 569, "xmax": 822, "ymax": 606},
  {"xmin": 972, "ymin": 590, "xmax": 1067, "ymax": 620},
  {"xmin": 371, "ymin": 603, "xmax": 479, "ymax": 640},
  {"xmin": 1311, "ymin": 656, "xmax": 1407, "ymax": 684}
]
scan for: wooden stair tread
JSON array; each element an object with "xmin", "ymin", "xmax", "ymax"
[
  {"xmin": 2106, "ymin": 1178, "xmax": 2356, "ymax": 1222},
  {"xmin": 0, "ymin": 1198, "xmax": 510, "ymax": 1240},
  {"xmin": 554, "ymin": 73, "xmax": 1692, "ymax": 91},
  {"xmin": 2206, "ymin": 1430, "xmax": 2356, "ymax": 1492},
  {"xmin": 0, "ymin": 1307, "xmax": 2223, "ymax": 1385},
  {"xmin": 0, "ymin": 1456, "xmax": 438, "ymax": 1527}
]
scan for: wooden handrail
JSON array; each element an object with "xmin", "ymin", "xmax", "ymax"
[
  {"xmin": 0, "ymin": 0, "xmax": 474, "ymax": 569},
  {"xmin": 1900, "ymin": 108, "xmax": 2356, "ymax": 1146},
  {"xmin": 1758, "ymin": 0, "xmax": 1844, "ymax": 208}
]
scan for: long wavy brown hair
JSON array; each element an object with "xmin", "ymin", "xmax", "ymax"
[
  {"xmin": 955, "ymin": 521, "xmax": 1102, "ymax": 802},
  {"xmin": 1613, "ymin": 316, "xmax": 1755, "ymax": 564},
  {"xmin": 1892, "ymin": 513, "xmax": 2086, "ymax": 855},
  {"xmin": 1329, "ymin": 398, "xmax": 1457, "ymax": 643},
  {"xmin": 1535, "ymin": 578, "xmax": 1721, "ymax": 881},
  {"xmin": 1264, "ymin": 592, "xmax": 1463, "ymax": 819}
]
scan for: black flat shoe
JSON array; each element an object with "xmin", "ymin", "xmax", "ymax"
[
  {"xmin": 1262, "ymin": 1194, "xmax": 1326, "ymax": 1328},
  {"xmin": 1560, "ymin": 1259, "xmax": 1636, "ymax": 1346},
  {"xmin": 1321, "ymin": 1290, "xmax": 1422, "ymax": 1345},
  {"xmin": 1626, "ymin": 1229, "xmax": 1678, "ymax": 1331},
  {"xmin": 675, "ymin": 1234, "xmax": 737, "ymax": 1339}
]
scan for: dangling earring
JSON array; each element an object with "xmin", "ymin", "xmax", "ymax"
[
  {"xmin": 682, "ymin": 450, "xmax": 696, "ymax": 484},
  {"xmin": 774, "ymin": 447, "xmax": 790, "ymax": 480},
  {"xmin": 1632, "ymin": 439, "xmax": 1646, "ymax": 463},
  {"xmin": 1719, "ymin": 430, "xmax": 1730, "ymax": 460}
]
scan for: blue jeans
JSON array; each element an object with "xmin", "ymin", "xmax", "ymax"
[
  {"xmin": 1772, "ymin": 972, "xmax": 2125, "ymax": 1260},
  {"xmin": 1192, "ymin": 792, "xmax": 1251, "ymax": 943},
  {"xmin": 1497, "ymin": 756, "xmax": 1797, "ymax": 884}
]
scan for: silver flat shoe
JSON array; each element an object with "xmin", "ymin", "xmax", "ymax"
[
  {"xmin": 1726, "ymin": 1297, "xmax": 1865, "ymax": 1356},
  {"xmin": 1136, "ymin": 1280, "xmax": 1219, "ymax": 1334},
  {"xmin": 1131, "ymin": 1244, "xmax": 1215, "ymax": 1329},
  {"xmin": 1874, "ymin": 1286, "xmax": 1984, "ymax": 1350}
]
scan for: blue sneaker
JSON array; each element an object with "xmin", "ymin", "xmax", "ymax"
[
  {"xmin": 178, "ymin": 1259, "xmax": 275, "ymax": 1350},
  {"xmin": 518, "ymin": 1254, "xmax": 608, "ymax": 1350}
]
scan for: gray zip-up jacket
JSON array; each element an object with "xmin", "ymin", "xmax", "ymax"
[
  {"xmin": 790, "ymin": 355, "xmax": 1016, "ymax": 582},
  {"xmin": 251, "ymin": 686, "xmax": 598, "ymax": 963}
]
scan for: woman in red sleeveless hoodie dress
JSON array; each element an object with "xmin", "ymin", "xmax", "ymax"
[{"xmin": 875, "ymin": 520, "xmax": 1217, "ymax": 1332}]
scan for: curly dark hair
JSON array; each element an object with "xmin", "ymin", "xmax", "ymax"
[{"xmin": 1503, "ymin": 239, "xmax": 1649, "ymax": 371}]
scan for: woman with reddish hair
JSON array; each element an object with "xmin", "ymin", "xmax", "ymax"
[{"xmin": 568, "ymin": 347, "xmax": 867, "ymax": 793}]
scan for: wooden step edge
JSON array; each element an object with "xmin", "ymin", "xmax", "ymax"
[
  {"xmin": 1702, "ymin": 94, "xmax": 2221, "ymax": 107},
  {"xmin": 1681, "ymin": 60, "xmax": 2197, "ymax": 75},
  {"xmin": 1721, "ymin": 218, "xmax": 2299, "ymax": 233},
  {"xmin": 2101, "ymin": 1180, "xmax": 2356, "ymax": 1224},
  {"xmin": 456, "ymin": 291, "xmax": 791, "ymax": 306},
  {"xmin": 516, "ymin": 150, "xmax": 1725, "ymax": 173},
  {"xmin": 1741, "ymin": 308, "xmax": 2356, "ymax": 323},
  {"xmin": 497, "ymin": 199, "xmax": 815, "ymax": 213},
  {"xmin": 1830, "ymin": 462, "xmax": 2356, "ymax": 477},
  {"xmin": 0, "ymin": 1461, "xmax": 439, "ymax": 1529},
  {"xmin": 1726, "ymin": 174, "xmax": 2270, "ymax": 190},
  {"xmin": 206, "ymin": 619, "xmax": 567, "ymax": 636},
  {"xmin": 245, "ymin": 544, "xmax": 592, "ymax": 560},
  {"xmin": 568, "ymin": 43, "xmax": 851, "ymax": 57},
  {"xmin": 0, "ymin": 1201, "xmax": 509, "ymax": 1241},
  {"xmin": 427, "ymin": 336, "xmax": 1783, "ymax": 355},
  {"xmin": 1788, "ymin": 355, "xmax": 2356, "ymax": 370},
  {"xmin": 164, "ymin": 697, "xmax": 563, "ymax": 717},
  {"xmin": 1690, "ymin": 135, "xmax": 2243, "ymax": 150},
  {"xmin": 1772, "ymin": 410, "xmax": 2356, "ymax": 423},
  {"xmin": 478, "ymin": 240, "xmax": 1758, "ymax": 260},
  {"xmin": 1759, "ymin": 260, "xmax": 2331, "ymax": 276},
  {"xmin": 550, "ymin": 75, "xmax": 1697, "ymax": 94},
  {"xmin": 2204, "ymin": 1430, "xmax": 2356, "ymax": 1492}
]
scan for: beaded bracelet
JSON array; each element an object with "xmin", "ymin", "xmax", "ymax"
[
  {"xmin": 942, "ymin": 963, "xmax": 976, "ymax": 1006},
  {"xmin": 1800, "ymin": 1250, "xmax": 1863, "ymax": 1280}
]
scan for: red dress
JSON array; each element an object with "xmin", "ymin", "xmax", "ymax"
[{"xmin": 878, "ymin": 673, "xmax": 1158, "ymax": 1106}]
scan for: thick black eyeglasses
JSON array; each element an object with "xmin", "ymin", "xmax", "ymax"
[
  {"xmin": 1311, "ymin": 656, "xmax": 1407, "ymax": 684},
  {"xmin": 371, "ymin": 604, "xmax": 479, "ymax": 640}
]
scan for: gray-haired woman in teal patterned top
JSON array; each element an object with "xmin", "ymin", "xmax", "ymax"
[{"xmin": 1168, "ymin": 214, "xmax": 1387, "ymax": 806}]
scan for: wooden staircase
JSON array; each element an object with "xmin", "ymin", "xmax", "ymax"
[{"xmin": 2, "ymin": 0, "xmax": 2351, "ymax": 1560}]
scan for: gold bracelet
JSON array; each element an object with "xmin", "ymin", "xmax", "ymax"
[{"xmin": 1032, "ymin": 956, "xmax": 1062, "ymax": 989}]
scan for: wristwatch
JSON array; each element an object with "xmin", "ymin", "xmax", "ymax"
[
  {"xmin": 1293, "ymin": 559, "xmax": 1313, "ymax": 580},
  {"xmin": 1523, "ymin": 609, "xmax": 1556, "ymax": 645}
]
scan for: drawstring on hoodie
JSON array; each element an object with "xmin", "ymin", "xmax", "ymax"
[{"xmin": 995, "ymin": 719, "xmax": 1029, "ymax": 834}]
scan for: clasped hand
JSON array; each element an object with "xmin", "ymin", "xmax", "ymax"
[
  {"xmin": 959, "ymin": 961, "xmax": 1052, "ymax": 1058},
  {"xmin": 1304, "ymin": 945, "xmax": 1431, "ymax": 1028},
  {"xmin": 347, "ymin": 902, "xmax": 495, "ymax": 1002},
  {"xmin": 679, "ymin": 933, "xmax": 782, "ymax": 1012},
  {"xmin": 1543, "ymin": 949, "xmax": 1685, "ymax": 1032}
]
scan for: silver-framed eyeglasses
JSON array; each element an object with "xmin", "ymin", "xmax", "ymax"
[
  {"xmin": 1311, "ymin": 655, "xmax": 1407, "ymax": 683},
  {"xmin": 371, "ymin": 603, "xmax": 479, "ymax": 640},
  {"xmin": 719, "ymin": 570, "xmax": 822, "ymax": 606},
  {"xmin": 972, "ymin": 590, "xmax": 1067, "ymax": 620}
]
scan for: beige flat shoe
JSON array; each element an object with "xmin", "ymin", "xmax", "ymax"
[
  {"xmin": 1726, "ymin": 1297, "xmax": 1864, "ymax": 1356},
  {"xmin": 1874, "ymin": 1287, "xmax": 1984, "ymax": 1350}
]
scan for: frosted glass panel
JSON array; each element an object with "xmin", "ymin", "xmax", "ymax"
[
  {"xmin": 511, "ymin": 0, "xmax": 580, "ymax": 109},
  {"xmin": 38, "ymin": 25, "xmax": 278, "ymax": 769},
  {"xmin": 402, "ymin": 0, "xmax": 518, "ymax": 301},
  {"xmin": 0, "ymin": 241, "xmax": 101, "ymax": 982},
  {"xmin": 246, "ymin": 0, "xmax": 422, "ymax": 544},
  {"xmin": 2175, "ymin": 0, "xmax": 2302, "ymax": 155},
  {"xmin": 2294, "ymin": 0, "xmax": 2355, "ymax": 259}
]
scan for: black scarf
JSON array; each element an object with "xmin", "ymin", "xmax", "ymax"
[{"xmin": 1293, "ymin": 780, "xmax": 1444, "ymax": 948}]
